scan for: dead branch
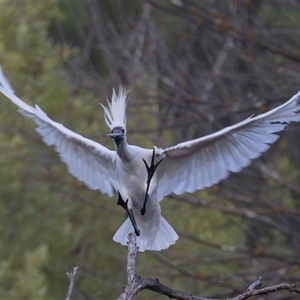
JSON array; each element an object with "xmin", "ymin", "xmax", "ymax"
[
  {"xmin": 65, "ymin": 266, "xmax": 79, "ymax": 300},
  {"xmin": 117, "ymin": 234, "xmax": 300, "ymax": 300}
]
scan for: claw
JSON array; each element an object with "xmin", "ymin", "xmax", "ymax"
[
  {"xmin": 141, "ymin": 148, "xmax": 163, "ymax": 215},
  {"xmin": 117, "ymin": 191, "xmax": 127, "ymax": 209}
]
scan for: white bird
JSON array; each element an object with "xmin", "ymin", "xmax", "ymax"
[{"xmin": 1, "ymin": 67, "xmax": 300, "ymax": 252}]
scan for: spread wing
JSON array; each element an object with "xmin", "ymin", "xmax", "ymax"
[
  {"xmin": 156, "ymin": 92, "xmax": 300, "ymax": 200},
  {"xmin": 0, "ymin": 67, "xmax": 118, "ymax": 196}
]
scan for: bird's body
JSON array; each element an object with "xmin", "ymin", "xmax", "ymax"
[
  {"xmin": 109, "ymin": 141, "xmax": 177, "ymax": 250},
  {"xmin": 1, "ymin": 66, "xmax": 300, "ymax": 251},
  {"xmin": 115, "ymin": 146, "xmax": 161, "ymax": 240}
]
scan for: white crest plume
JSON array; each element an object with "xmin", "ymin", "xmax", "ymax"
[{"xmin": 100, "ymin": 87, "xmax": 128, "ymax": 130}]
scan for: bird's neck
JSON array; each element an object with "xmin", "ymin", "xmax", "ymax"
[{"xmin": 114, "ymin": 138, "xmax": 133, "ymax": 162}]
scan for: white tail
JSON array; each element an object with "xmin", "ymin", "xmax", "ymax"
[{"xmin": 113, "ymin": 215, "xmax": 178, "ymax": 252}]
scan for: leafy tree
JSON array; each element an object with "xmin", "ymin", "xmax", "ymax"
[{"xmin": 0, "ymin": 1, "xmax": 300, "ymax": 299}]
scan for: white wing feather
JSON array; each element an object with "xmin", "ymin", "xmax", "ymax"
[
  {"xmin": 0, "ymin": 67, "xmax": 118, "ymax": 196},
  {"xmin": 157, "ymin": 92, "xmax": 300, "ymax": 200}
]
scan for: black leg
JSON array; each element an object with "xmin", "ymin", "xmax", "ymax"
[
  {"xmin": 141, "ymin": 148, "xmax": 164, "ymax": 216},
  {"xmin": 127, "ymin": 208, "xmax": 140, "ymax": 236},
  {"xmin": 117, "ymin": 191, "xmax": 140, "ymax": 236}
]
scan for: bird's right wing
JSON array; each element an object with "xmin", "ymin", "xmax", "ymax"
[{"xmin": 0, "ymin": 67, "xmax": 118, "ymax": 196}]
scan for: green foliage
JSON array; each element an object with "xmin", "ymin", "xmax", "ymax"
[
  {"xmin": 0, "ymin": 245, "xmax": 49, "ymax": 299},
  {"xmin": 0, "ymin": 2, "xmax": 114, "ymax": 299},
  {"xmin": 1, "ymin": 1, "xmax": 300, "ymax": 299}
]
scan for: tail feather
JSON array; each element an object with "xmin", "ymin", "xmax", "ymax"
[
  {"xmin": 113, "ymin": 216, "xmax": 178, "ymax": 252},
  {"xmin": 112, "ymin": 217, "xmax": 132, "ymax": 246},
  {"xmin": 160, "ymin": 216, "xmax": 178, "ymax": 245}
]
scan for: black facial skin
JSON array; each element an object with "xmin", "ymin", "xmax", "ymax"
[
  {"xmin": 114, "ymin": 135, "xmax": 123, "ymax": 145},
  {"xmin": 106, "ymin": 126, "xmax": 125, "ymax": 145}
]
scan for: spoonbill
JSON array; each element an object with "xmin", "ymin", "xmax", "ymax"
[{"xmin": 1, "ymin": 67, "xmax": 300, "ymax": 251}]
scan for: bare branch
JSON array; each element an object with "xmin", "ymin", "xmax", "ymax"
[
  {"xmin": 117, "ymin": 233, "xmax": 214, "ymax": 300},
  {"xmin": 246, "ymin": 276, "xmax": 262, "ymax": 291},
  {"xmin": 117, "ymin": 236, "xmax": 300, "ymax": 299},
  {"xmin": 230, "ymin": 281, "xmax": 300, "ymax": 300},
  {"xmin": 65, "ymin": 266, "xmax": 79, "ymax": 300},
  {"xmin": 117, "ymin": 233, "xmax": 139, "ymax": 300},
  {"xmin": 147, "ymin": 0, "xmax": 300, "ymax": 64},
  {"xmin": 126, "ymin": 233, "xmax": 138, "ymax": 285}
]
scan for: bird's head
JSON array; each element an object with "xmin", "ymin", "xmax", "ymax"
[
  {"xmin": 106, "ymin": 126, "xmax": 125, "ymax": 145},
  {"xmin": 101, "ymin": 87, "xmax": 128, "ymax": 145}
]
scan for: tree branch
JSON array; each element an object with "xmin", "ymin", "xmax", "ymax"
[
  {"xmin": 230, "ymin": 281, "xmax": 300, "ymax": 300},
  {"xmin": 65, "ymin": 266, "xmax": 79, "ymax": 300},
  {"xmin": 117, "ymin": 234, "xmax": 300, "ymax": 299}
]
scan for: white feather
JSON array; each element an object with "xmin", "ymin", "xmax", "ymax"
[
  {"xmin": 0, "ymin": 67, "xmax": 118, "ymax": 196},
  {"xmin": 113, "ymin": 215, "xmax": 178, "ymax": 252},
  {"xmin": 156, "ymin": 91, "xmax": 300, "ymax": 200},
  {"xmin": 100, "ymin": 87, "xmax": 128, "ymax": 130}
]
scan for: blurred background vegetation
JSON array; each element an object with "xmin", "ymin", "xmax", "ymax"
[{"xmin": 0, "ymin": 1, "xmax": 300, "ymax": 299}]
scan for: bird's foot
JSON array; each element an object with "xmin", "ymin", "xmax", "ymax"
[
  {"xmin": 143, "ymin": 148, "xmax": 164, "ymax": 185},
  {"xmin": 117, "ymin": 191, "xmax": 127, "ymax": 210},
  {"xmin": 141, "ymin": 148, "xmax": 163, "ymax": 215},
  {"xmin": 117, "ymin": 191, "xmax": 140, "ymax": 236}
]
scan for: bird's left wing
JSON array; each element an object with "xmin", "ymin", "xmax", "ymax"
[
  {"xmin": 156, "ymin": 92, "xmax": 300, "ymax": 200},
  {"xmin": 0, "ymin": 67, "xmax": 118, "ymax": 196}
]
